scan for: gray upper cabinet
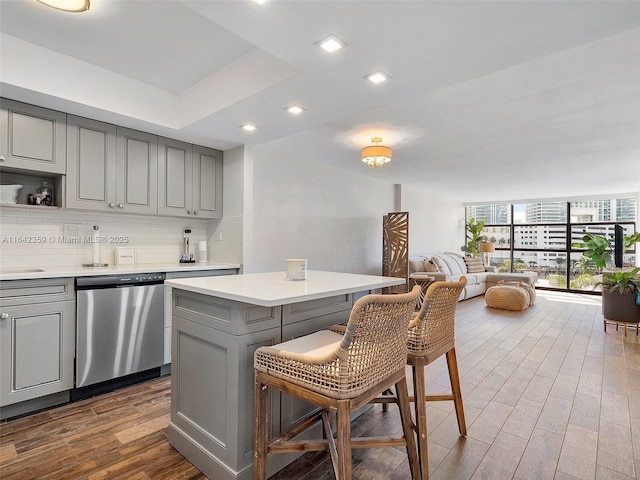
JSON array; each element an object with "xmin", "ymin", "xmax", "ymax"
[
  {"xmin": 4, "ymin": 99, "xmax": 220, "ymax": 218},
  {"xmin": 193, "ymin": 145, "xmax": 223, "ymax": 219},
  {"xmin": 116, "ymin": 127, "xmax": 158, "ymax": 215},
  {"xmin": 0, "ymin": 98, "xmax": 66, "ymax": 174},
  {"xmin": 158, "ymin": 139, "xmax": 222, "ymax": 219},
  {"xmin": 67, "ymin": 116, "xmax": 158, "ymax": 214},
  {"xmin": 158, "ymin": 137, "xmax": 193, "ymax": 217},
  {"xmin": 66, "ymin": 115, "xmax": 117, "ymax": 211}
]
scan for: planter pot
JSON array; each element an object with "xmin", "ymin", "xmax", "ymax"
[{"xmin": 602, "ymin": 290, "xmax": 640, "ymax": 323}]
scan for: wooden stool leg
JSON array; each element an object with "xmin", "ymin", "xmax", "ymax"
[
  {"xmin": 445, "ymin": 348, "xmax": 467, "ymax": 436},
  {"xmin": 396, "ymin": 376, "xmax": 422, "ymax": 480},
  {"xmin": 336, "ymin": 400, "xmax": 352, "ymax": 480},
  {"xmin": 412, "ymin": 358, "xmax": 429, "ymax": 479},
  {"xmin": 381, "ymin": 387, "xmax": 393, "ymax": 412},
  {"xmin": 253, "ymin": 374, "xmax": 268, "ymax": 480}
]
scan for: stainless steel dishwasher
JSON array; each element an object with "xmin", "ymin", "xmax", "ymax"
[{"xmin": 75, "ymin": 273, "xmax": 165, "ymax": 388}]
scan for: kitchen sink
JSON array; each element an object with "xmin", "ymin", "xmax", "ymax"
[{"xmin": 0, "ymin": 268, "xmax": 45, "ymax": 273}]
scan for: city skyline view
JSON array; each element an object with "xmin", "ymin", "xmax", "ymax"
[{"xmin": 465, "ymin": 197, "xmax": 637, "ymax": 292}]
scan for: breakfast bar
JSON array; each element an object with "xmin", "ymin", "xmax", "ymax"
[{"xmin": 165, "ymin": 270, "xmax": 405, "ymax": 480}]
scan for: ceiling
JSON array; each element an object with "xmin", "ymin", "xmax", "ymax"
[{"xmin": 1, "ymin": 0, "xmax": 639, "ymax": 203}]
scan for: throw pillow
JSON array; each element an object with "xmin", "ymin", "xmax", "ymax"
[
  {"xmin": 424, "ymin": 259, "xmax": 438, "ymax": 272},
  {"xmin": 432, "ymin": 256, "xmax": 446, "ymax": 273},
  {"xmin": 464, "ymin": 257, "xmax": 485, "ymax": 273}
]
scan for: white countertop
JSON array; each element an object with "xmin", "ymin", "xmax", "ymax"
[
  {"xmin": 165, "ymin": 270, "xmax": 405, "ymax": 307},
  {"xmin": 0, "ymin": 262, "xmax": 241, "ymax": 281}
]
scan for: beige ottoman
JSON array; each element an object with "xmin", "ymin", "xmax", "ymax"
[
  {"xmin": 497, "ymin": 280, "xmax": 536, "ymax": 306},
  {"xmin": 485, "ymin": 285, "xmax": 531, "ymax": 311}
]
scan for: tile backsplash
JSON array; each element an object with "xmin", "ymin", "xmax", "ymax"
[{"xmin": 0, "ymin": 207, "xmax": 241, "ymax": 268}]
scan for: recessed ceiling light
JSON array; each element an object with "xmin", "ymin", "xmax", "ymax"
[
  {"xmin": 365, "ymin": 71, "xmax": 390, "ymax": 84},
  {"xmin": 286, "ymin": 106, "xmax": 305, "ymax": 115},
  {"xmin": 241, "ymin": 124, "xmax": 257, "ymax": 132},
  {"xmin": 253, "ymin": 0, "xmax": 268, "ymax": 4},
  {"xmin": 315, "ymin": 35, "xmax": 347, "ymax": 53},
  {"xmin": 36, "ymin": 0, "xmax": 90, "ymax": 12}
]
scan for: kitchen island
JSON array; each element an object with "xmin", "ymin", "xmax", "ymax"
[{"xmin": 165, "ymin": 270, "xmax": 405, "ymax": 480}]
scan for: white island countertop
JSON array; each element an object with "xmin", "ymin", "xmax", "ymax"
[{"xmin": 165, "ymin": 270, "xmax": 405, "ymax": 307}]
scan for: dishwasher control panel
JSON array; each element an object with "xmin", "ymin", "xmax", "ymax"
[
  {"xmin": 125, "ymin": 274, "xmax": 165, "ymax": 283},
  {"xmin": 76, "ymin": 273, "xmax": 166, "ymax": 289}
]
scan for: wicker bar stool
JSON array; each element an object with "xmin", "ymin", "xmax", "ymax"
[
  {"xmin": 253, "ymin": 286, "xmax": 422, "ymax": 480},
  {"xmin": 406, "ymin": 276, "xmax": 467, "ymax": 478}
]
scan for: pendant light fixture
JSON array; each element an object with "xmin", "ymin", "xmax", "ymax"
[
  {"xmin": 36, "ymin": 0, "xmax": 90, "ymax": 12},
  {"xmin": 361, "ymin": 137, "xmax": 392, "ymax": 168}
]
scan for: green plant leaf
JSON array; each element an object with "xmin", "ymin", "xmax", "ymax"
[{"xmin": 624, "ymin": 232, "xmax": 640, "ymax": 248}]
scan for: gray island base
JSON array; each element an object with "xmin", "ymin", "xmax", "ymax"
[{"xmin": 165, "ymin": 271, "xmax": 405, "ymax": 480}]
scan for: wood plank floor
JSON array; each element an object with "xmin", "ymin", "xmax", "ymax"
[{"xmin": 1, "ymin": 290, "xmax": 638, "ymax": 480}]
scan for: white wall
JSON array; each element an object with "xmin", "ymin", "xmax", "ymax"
[
  {"xmin": 0, "ymin": 147, "xmax": 464, "ymax": 271},
  {"xmin": 207, "ymin": 145, "xmax": 245, "ymax": 266},
  {"xmin": 400, "ymin": 185, "xmax": 465, "ymax": 256},
  {"xmin": 247, "ymin": 150, "xmax": 396, "ymax": 275}
]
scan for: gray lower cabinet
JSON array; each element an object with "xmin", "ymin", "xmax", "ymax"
[
  {"xmin": 0, "ymin": 279, "xmax": 75, "ymax": 418},
  {"xmin": 158, "ymin": 138, "xmax": 223, "ymax": 219},
  {"xmin": 163, "ymin": 268, "xmax": 239, "ymax": 364},
  {"xmin": 66, "ymin": 116, "xmax": 158, "ymax": 214},
  {"xmin": 0, "ymin": 98, "xmax": 67, "ymax": 174},
  {"xmin": 168, "ymin": 289, "xmax": 354, "ymax": 480}
]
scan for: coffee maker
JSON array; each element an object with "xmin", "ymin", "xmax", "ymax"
[{"xmin": 180, "ymin": 228, "xmax": 195, "ymax": 263}]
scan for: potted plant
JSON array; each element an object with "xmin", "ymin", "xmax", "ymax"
[
  {"xmin": 571, "ymin": 231, "xmax": 611, "ymax": 270},
  {"xmin": 461, "ymin": 218, "xmax": 486, "ymax": 257},
  {"xmin": 598, "ymin": 267, "xmax": 640, "ymax": 325},
  {"xmin": 572, "ymin": 230, "xmax": 640, "ymax": 271}
]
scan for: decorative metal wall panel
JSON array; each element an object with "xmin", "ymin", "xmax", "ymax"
[{"xmin": 382, "ymin": 212, "xmax": 409, "ymax": 293}]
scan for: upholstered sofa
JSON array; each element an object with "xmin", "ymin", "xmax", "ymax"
[{"xmin": 409, "ymin": 253, "xmax": 538, "ymax": 301}]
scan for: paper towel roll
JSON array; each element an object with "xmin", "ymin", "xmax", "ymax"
[
  {"xmin": 198, "ymin": 240, "xmax": 207, "ymax": 263},
  {"xmin": 91, "ymin": 226, "xmax": 100, "ymax": 265}
]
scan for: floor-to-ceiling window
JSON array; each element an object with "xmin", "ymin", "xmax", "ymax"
[{"xmin": 466, "ymin": 197, "xmax": 637, "ymax": 293}]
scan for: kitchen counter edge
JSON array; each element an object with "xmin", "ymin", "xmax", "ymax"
[
  {"xmin": 0, "ymin": 263, "xmax": 242, "ymax": 281},
  {"xmin": 165, "ymin": 270, "xmax": 406, "ymax": 307}
]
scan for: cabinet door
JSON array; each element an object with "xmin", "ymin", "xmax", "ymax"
[
  {"xmin": 0, "ymin": 99, "xmax": 66, "ymax": 174},
  {"xmin": 66, "ymin": 115, "xmax": 118, "ymax": 211},
  {"xmin": 0, "ymin": 301, "xmax": 75, "ymax": 407},
  {"xmin": 157, "ymin": 137, "xmax": 193, "ymax": 217},
  {"xmin": 192, "ymin": 145, "xmax": 222, "ymax": 219},
  {"xmin": 116, "ymin": 127, "xmax": 158, "ymax": 214}
]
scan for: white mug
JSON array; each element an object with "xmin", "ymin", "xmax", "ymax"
[{"xmin": 286, "ymin": 259, "xmax": 307, "ymax": 281}]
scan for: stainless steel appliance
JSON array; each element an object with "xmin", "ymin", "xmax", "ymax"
[{"xmin": 75, "ymin": 273, "xmax": 165, "ymax": 388}]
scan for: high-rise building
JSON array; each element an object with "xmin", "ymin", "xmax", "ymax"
[{"xmin": 466, "ymin": 197, "xmax": 637, "ymax": 275}]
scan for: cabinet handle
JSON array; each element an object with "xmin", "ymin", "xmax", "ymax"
[
  {"xmin": 0, "ymin": 155, "xmax": 5, "ymax": 162},
  {"xmin": 193, "ymin": 210, "xmax": 198, "ymax": 216},
  {"xmin": 109, "ymin": 203, "xmax": 116, "ymax": 208},
  {"xmin": 1, "ymin": 313, "xmax": 8, "ymax": 320},
  {"xmin": 187, "ymin": 210, "xmax": 192, "ymax": 215},
  {"xmin": 118, "ymin": 203, "xmax": 124, "ymax": 209}
]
